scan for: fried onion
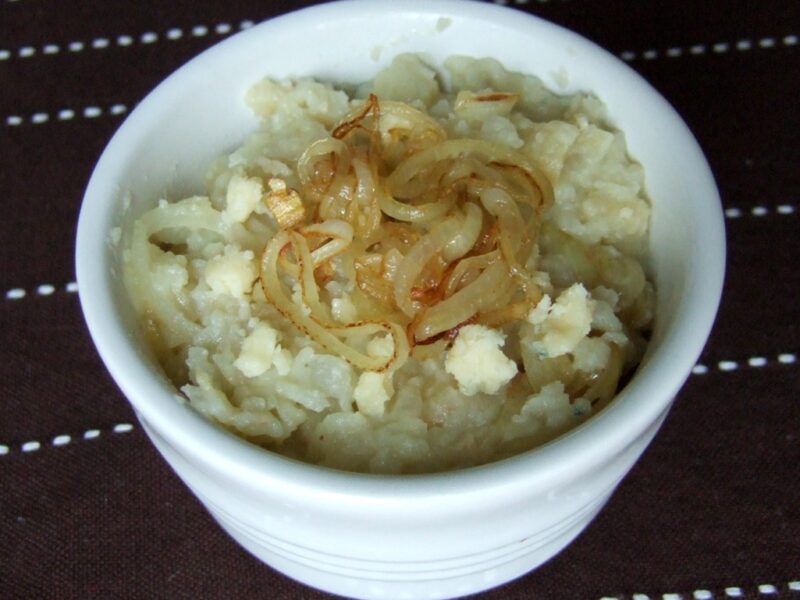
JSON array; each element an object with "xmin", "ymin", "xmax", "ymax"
[
  {"xmin": 258, "ymin": 94, "xmax": 559, "ymax": 370},
  {"xmin": 260, "ymin": 230, "xmax": 408, "ymax": 373}
]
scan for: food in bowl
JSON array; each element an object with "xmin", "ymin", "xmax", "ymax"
[{"xmin": 121, "ymin": 54, "xmax": 654, "ymax": 474}]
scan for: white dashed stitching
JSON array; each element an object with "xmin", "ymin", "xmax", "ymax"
[
  {"xmin": 0, "ymin": 424, "xmax": 135, "ymax": 458},
  {"xmin": 4, "ymin": 103, "xmax": 128, "ymax": 127},
  {"xmin": 619, "ymin": 34, "xmax": 796, "ymax": 62},
  {"xmin": 5, "ymin": 282, "xmax": 78, "ymax": 299},
  {"xmin": 692, "ymin": 353, "xmax": 797, "ymax": 375},
  {"xmin": 600, "ymin": 581, "xmax": 800, "ymax": 599},
  {"xmin": 0, "ymin": 20, "xmax": 257, "ymax": 61},
  {"xmin": 21, "ymin": 441, "xmax": 41, "ymax": 453},
  {"xmin": 725, "ymin": 204, "xmax": 796, "ymax": 218}
]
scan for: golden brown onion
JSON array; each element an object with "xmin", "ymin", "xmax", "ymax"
[
  {"xmin": 393, "ymin": 215, "xmax": 463, "ymax": 317},
  {"xmin": 413, "ymin": 260, "xmax": 512, "ymax": 342},
  {"xmin": 260, "ymin": 231, "xmax": 408, "ymax": 372}
]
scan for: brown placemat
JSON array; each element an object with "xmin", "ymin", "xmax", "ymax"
[{"xmin": 1, "ymin": 1, "xmax": 798, "ymax": 598}]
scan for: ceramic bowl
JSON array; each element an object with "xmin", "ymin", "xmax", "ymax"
[{"xmin": 76, "ymin": 1, "xmax": 725, "ymax": 598}]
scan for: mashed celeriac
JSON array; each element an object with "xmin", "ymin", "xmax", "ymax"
[{"xmin": 122, "ymin": 54, "xmax": 654, "ymax": 473}]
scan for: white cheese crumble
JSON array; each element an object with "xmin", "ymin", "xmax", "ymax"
[
  {"xmin": 223, "ymin": 173, "xmax": 264, "ymax": 224},
  {"xmin": 526, "ymin": 283, "xmax": 593, "ymax": 357},
  {"xmin": 445, "ymin": 324, "xmax": 518, "ymax": 396},
  {"xmin": 354, "ymin": 372, "xmax": 390, "ymax": 417},
  {"xmin": 204, "ymin": 246, "xmax": 257, "ymax": 299},
  {"xmin": 234, "ymin": 322, "xmax": 292, "ymax": 377}
]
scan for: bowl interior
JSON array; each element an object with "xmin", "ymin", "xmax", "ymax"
[{"xmin": 77, "ymin": 0, "xmax": 724, "ymax": 494}]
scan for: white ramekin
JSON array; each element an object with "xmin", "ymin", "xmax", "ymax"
[{"xmin": 76, "ymin": 1, "xmax": 725, "ymax": 598}]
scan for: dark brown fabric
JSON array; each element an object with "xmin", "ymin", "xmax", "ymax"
[{"xmin": 1, "ymin": 1, "xmax": 798, "ymax": 598}]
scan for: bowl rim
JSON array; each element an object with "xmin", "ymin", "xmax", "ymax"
[{"xmin": 76, "ymin": 0, "xmax": 726, "ymax": 501}]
